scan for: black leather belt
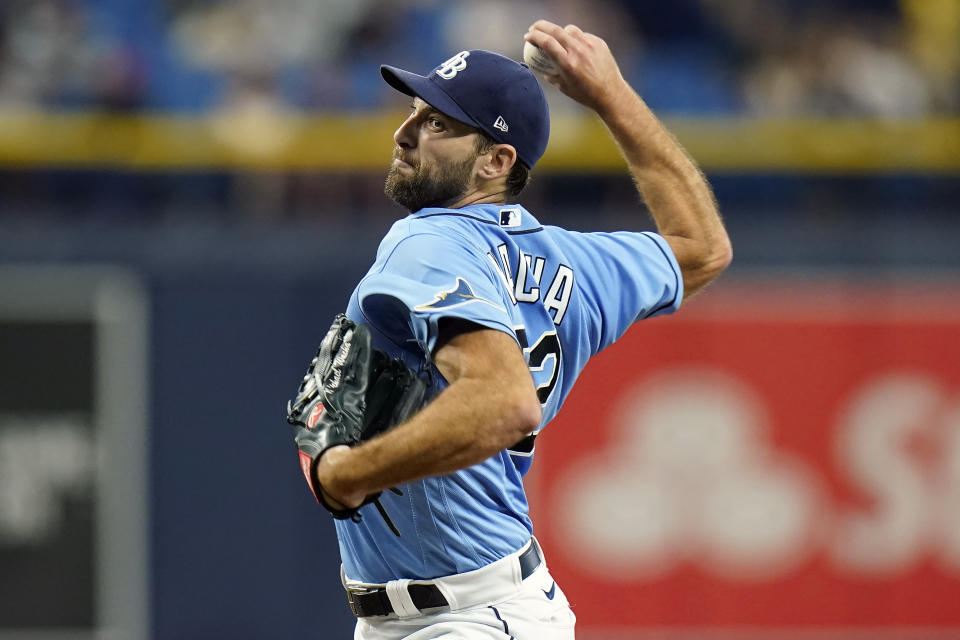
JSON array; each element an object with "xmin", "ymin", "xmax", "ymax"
[{"xmin": 346, "ymin": 542, "xmax": 541, "ymax": 618}]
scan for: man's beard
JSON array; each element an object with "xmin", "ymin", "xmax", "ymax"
[{"xmin": 384, "ymin": 150, "xmax": 475, "ymax": 212}]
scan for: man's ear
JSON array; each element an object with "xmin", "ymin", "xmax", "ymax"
[{"xmin": 477, "ymin": 144, "xmax": 517, "ymax": 180}]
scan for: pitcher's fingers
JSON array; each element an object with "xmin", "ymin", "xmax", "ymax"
[
  {"xmin": 554, "ymin": 23, "xmax": 591, "ymax": 52},
  {"xmin": 528, "ymin": 19, "xmax": 564, "ymax": 37},
  {"xmin": 528, "ymin": 19, "xmax": 577, "ymax": 51},
  {"xmin": 524, "ymin": 28, "xmax": 568, "ymax": 63}
]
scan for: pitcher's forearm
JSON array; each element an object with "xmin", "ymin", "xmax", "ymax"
[{"xmin": 598, "ymin": 82, "xmax": 732, "ymax": 296}]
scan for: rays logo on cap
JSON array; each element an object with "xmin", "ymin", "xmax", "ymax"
[
  {"xmin": 436, "ymin": 51, "xmax": 471, "ymax": 79},
  {"xmin": 414, "ymin": 277, "xmax": 506, "ymax": 313}
]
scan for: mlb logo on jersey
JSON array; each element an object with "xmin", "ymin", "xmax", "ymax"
[{"xmin": 499, "ymin": 208, "xmax": 522, "ymax": 228}]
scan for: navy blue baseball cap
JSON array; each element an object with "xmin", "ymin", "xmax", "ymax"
[{"xmin": 381, "ymin": 50, "xmax": 550, "ymax": 169}]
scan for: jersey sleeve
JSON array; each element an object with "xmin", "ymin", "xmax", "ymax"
[
  {"xmin": 575, "ymin": 230, "xmax": 683, "ymax": 352},
  {"xmin": 354, "ymin": 232, "xmax": 515, "ymax": 356}
]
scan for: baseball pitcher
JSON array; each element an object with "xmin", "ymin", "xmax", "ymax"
[{"xmin": 285, "ymin": 20, "xmax": 731, "ymax": 639}]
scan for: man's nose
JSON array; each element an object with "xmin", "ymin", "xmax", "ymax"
[{"xmin": 393, "ymin": 115, "xmax": 417, "ymax": 148}]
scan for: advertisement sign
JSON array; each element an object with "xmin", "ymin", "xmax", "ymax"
[
  {"xmin": 531, "ymin": 281, "xmax": 960, "ymax": 635},
  {"xmin": 0, "ymin": 321, "xmax": 97, "ymax": 628},
  {"xmin": 0, "ymin": 268, "xmax": 148, "ymax": 640}
]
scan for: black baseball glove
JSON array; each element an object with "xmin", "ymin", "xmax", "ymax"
[{"xmin": 286, "ymin": 314, "xmax": 425, "ymax": 536}]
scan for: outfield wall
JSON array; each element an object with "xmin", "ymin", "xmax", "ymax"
[{"xmin": 1, "ymin": 208, "xmax": 957, "ymax": 638}]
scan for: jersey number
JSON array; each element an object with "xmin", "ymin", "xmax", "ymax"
[
  {"xmin": 515, "ymin": 327, "xmax": 561, "ymax": 406},
  {"xmin": 510, "ymin": 327, "xmax": 561, "ymax": 457}
]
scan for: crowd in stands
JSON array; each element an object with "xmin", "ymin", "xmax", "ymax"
[
  {"xmin": 0, "ymin": 0, "xmax": 956, "ymax": 117},
  {"xmin": 0, "ymin": 0, "xmax": 956, "ymax": 236}
]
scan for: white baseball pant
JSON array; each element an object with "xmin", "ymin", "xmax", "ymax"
[{"xmin": 345, "ymin": 538, "xmax": 576, "ymax": 639}]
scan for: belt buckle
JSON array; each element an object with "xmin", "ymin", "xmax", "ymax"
[{"xmin": 345, "ymin": 585, "xmax": 382, "ymax": 618}]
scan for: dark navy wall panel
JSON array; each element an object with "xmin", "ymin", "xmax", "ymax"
[{"xmin": 149, "ymin": 277, "xmax": 361, "ymax": 639}]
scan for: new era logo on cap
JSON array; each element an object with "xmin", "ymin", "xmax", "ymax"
[{"xmin": 380, "ymin": 50, "xmax": 550, "ymax": 168}]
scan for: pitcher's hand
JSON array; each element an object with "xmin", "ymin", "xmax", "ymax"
[{"xmin": 524, "ymin": 20, "xmax": 632, "ymax": 115}]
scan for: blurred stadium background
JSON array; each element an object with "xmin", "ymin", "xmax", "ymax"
[{"xmin": 0, "ymin": 0, "xmax": 958, "ymax": 638}]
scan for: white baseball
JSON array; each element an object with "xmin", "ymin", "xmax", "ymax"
[{"xmin": 523, "ymin": 40, "xmax": 558, "ymax": 76}]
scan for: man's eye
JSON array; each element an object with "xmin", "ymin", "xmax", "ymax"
[{"xmin": 427, "ymin": 117, "xmax": 444, "ymax": 129}]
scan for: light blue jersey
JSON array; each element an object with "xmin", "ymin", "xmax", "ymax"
[{"xmin": 339, "ymin": 203, "xmax": 682, "ymax": 583}]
